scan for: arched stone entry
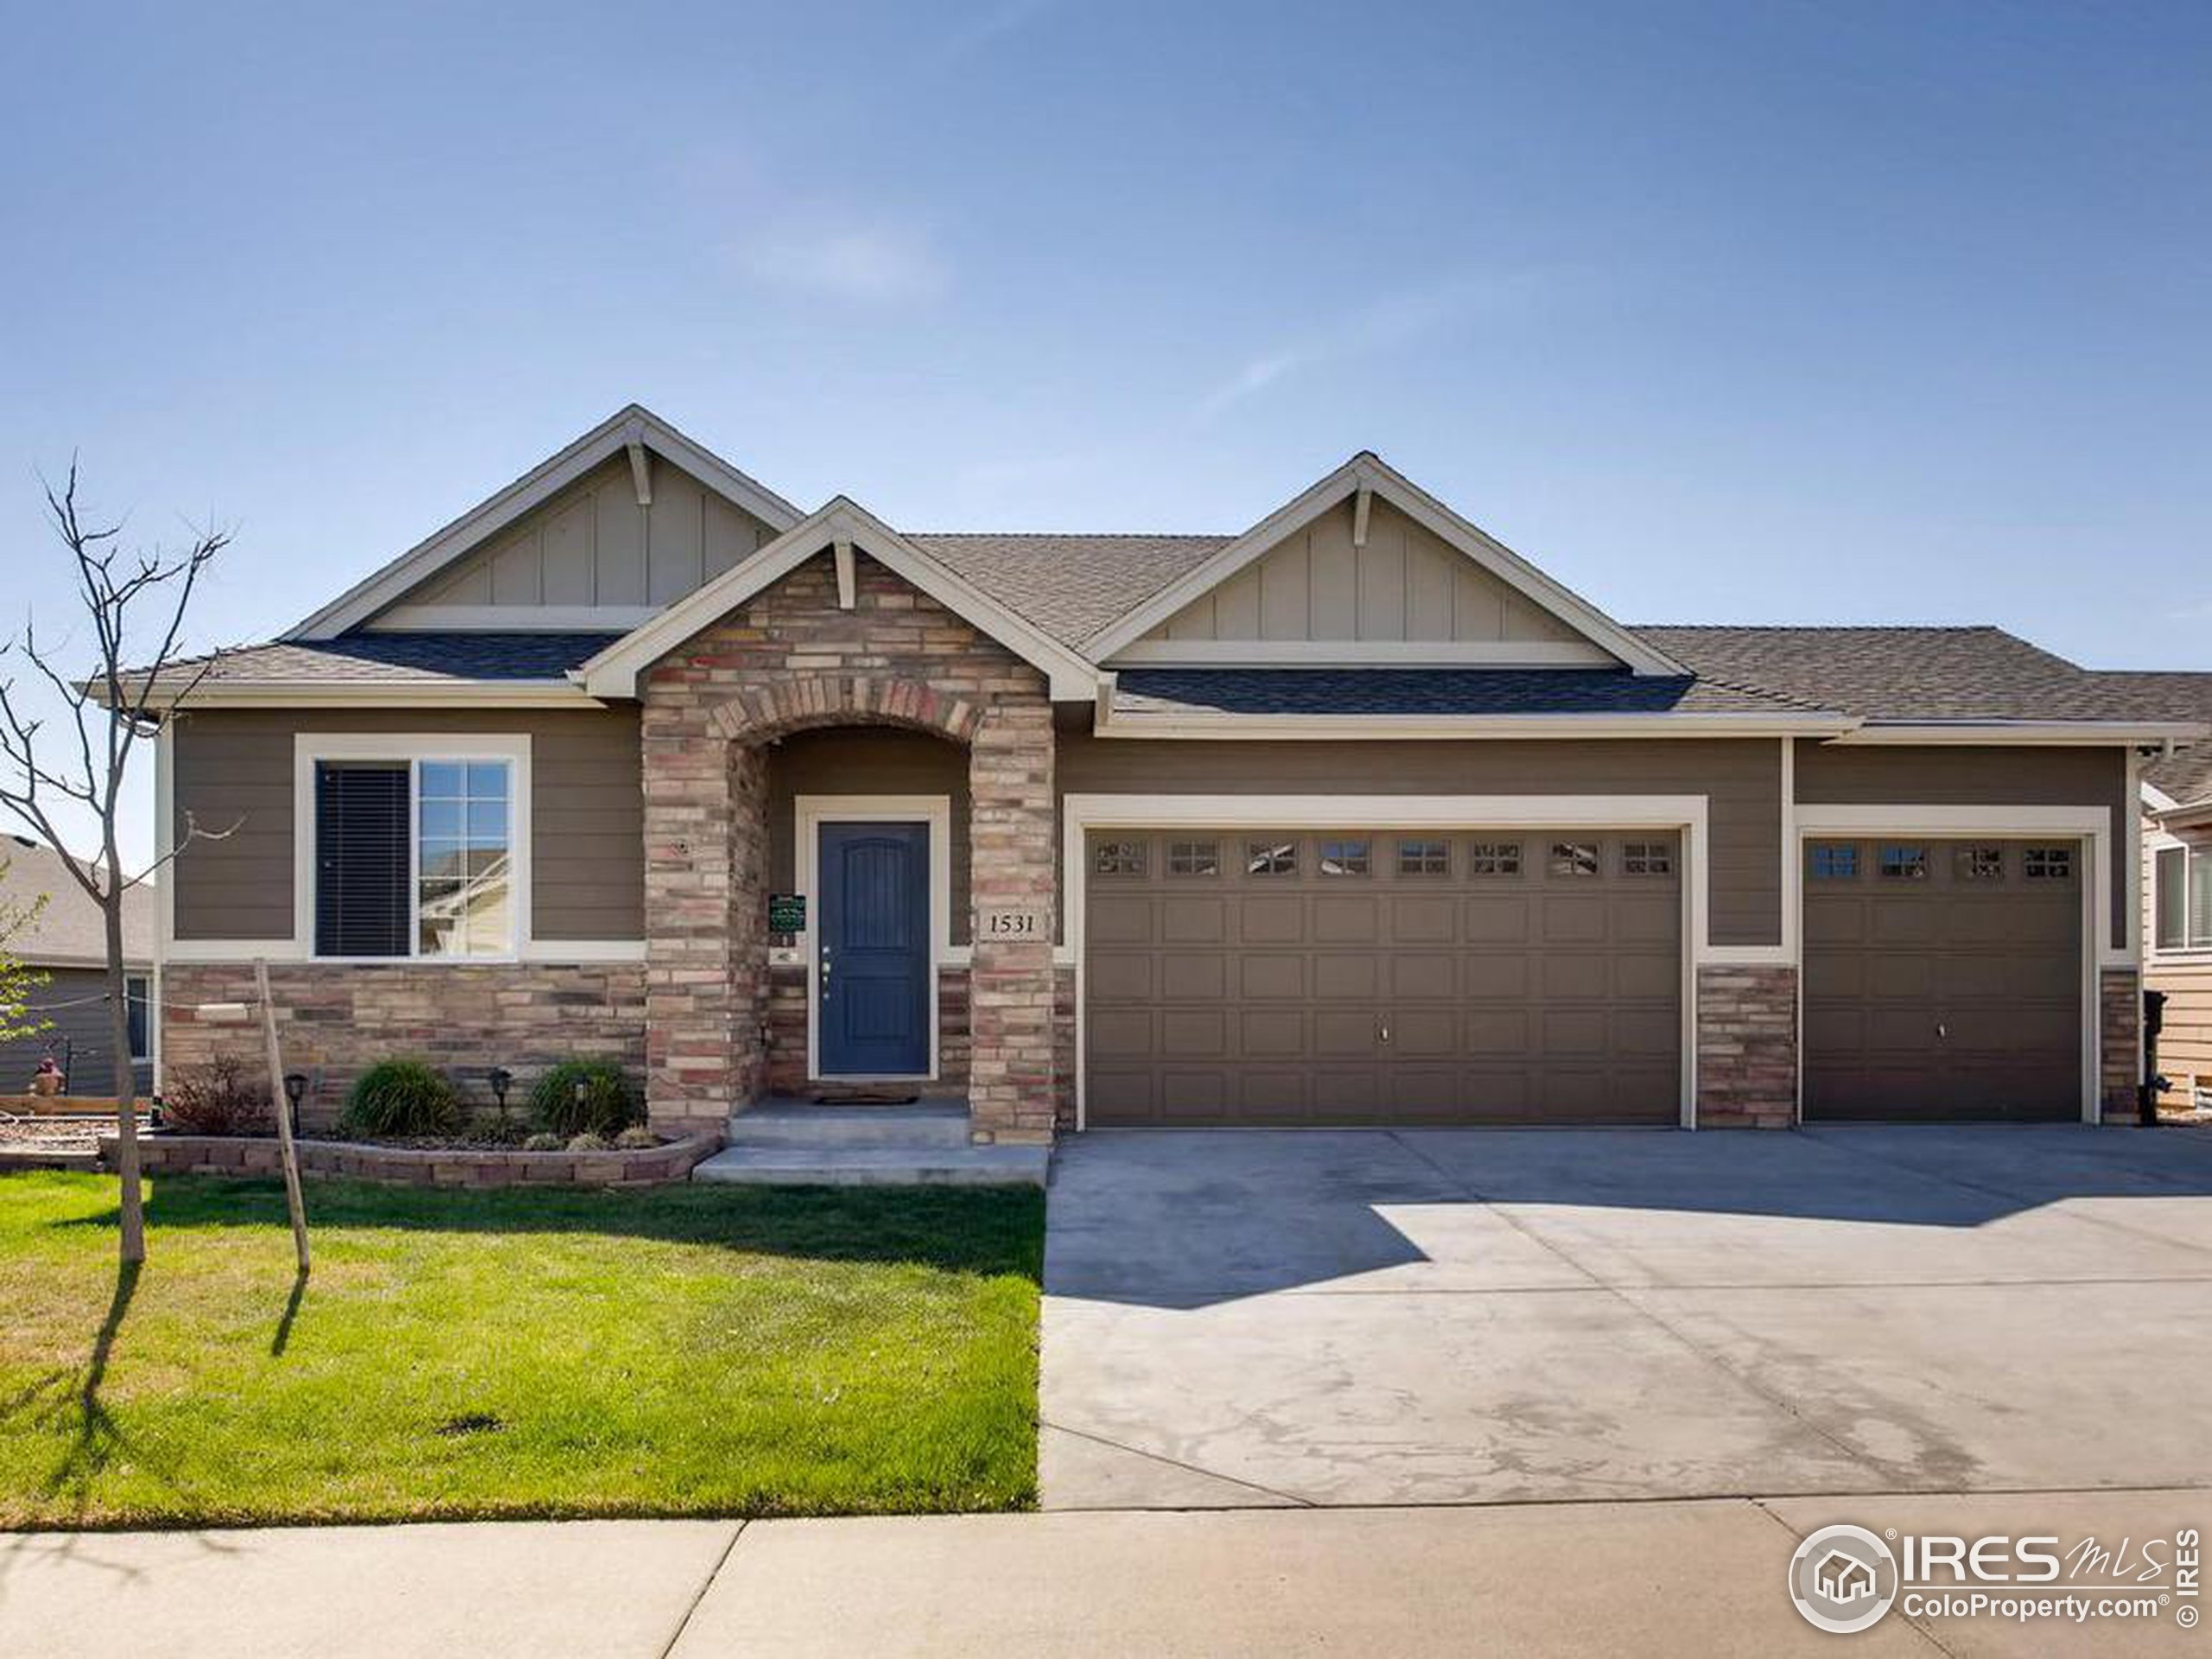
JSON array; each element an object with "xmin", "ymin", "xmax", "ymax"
[{"xmin": 637, "ymin": 554, "xmax": 1059, "ymax": 1144}]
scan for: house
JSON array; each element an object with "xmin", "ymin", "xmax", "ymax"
[
  {"xmin": 120, "ymin": 405, "xmax": 2202, "ymax": 1141},
  {"xmin": 2113, "ymin": 671, "xmax": 2212, "ymax": 1109},
  {"xmin": 0, "ymin": 837, "xmax": 155, "ymax": 1096}
]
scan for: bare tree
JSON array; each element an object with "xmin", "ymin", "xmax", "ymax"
[{"xmin": 0, "ymin": 461, "xmax": 230, "ymax": 1263}]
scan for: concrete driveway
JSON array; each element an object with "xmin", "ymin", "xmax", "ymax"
[{"xmin": 1040, "ymin": 1126, "xmax": 2212, "ymax": 1510}]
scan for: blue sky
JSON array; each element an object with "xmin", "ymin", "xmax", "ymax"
[{"xmin": 3, "ymin": 1, "xmax": 2208, "ymax": 865}]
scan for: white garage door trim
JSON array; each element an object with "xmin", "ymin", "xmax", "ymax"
[
  {"xmin": 1793, "ymin": 804, "xmax": 2117, "ymax": 1123},
  {"xmin": 1063, "ymin": 793, "xmax": 1713, "ymax": 1130}
]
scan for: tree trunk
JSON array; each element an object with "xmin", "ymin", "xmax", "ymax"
[{"xmin": 103, "ymin": 878, "xmax": 144, "ymax": 1264}]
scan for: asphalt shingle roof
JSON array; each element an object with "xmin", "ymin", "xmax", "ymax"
[
  {"xmin": 2094, "ymin": 671, "xmax": 2212, "ymax": 804},
  {"xmin": 1110, "ymin": 668, "xmax": 1818, "ymax": 720},
  {"xmin": 0, "ymin": 839, "xmax": 153, "ymax": 967},
  {"xmin": 172, "ymin": 632, "xmax": 624, "ymax": 685},
  {"xmin": 907, "ymin": 532, "xmax": 1229, "ymax": 647}
]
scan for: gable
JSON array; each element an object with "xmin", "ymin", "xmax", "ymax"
[
  {"xmin": 1122, "ymin": 495, "xmax": 1596, "ymax": 663},
  {"xmin": 378, "ymin": 454, "xmax": 779, "ymax": 628},
  {"xmin": 1088, "ymin": 453, "xmax": 1683, "ymax": 675}
]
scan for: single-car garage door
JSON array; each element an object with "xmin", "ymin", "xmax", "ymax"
[
  {"xmin": 1802, "ymin": 837, "xmax": 2083, "ymax": 1122},
  {"xmin": 1083, "ymin": 829, "xmax": 1681, "ymax": 1126}
]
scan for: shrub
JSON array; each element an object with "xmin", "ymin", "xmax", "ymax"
[
  {"xmin": 528, "ymin": 1058, "xmax": 639, "ymax": 1138},
  {"xmin": 161, "ymin": 1057, "xmax": 273, "ymax": 1137},
  {"xmin": 340, "ymin": 1059, "xmax": 462, "ymax": 1139},
  {"xmin": 612, "ymin": 1126, "xmax": 659, "ymax": 1150},
  {"xmin": 522, "ymin": 1133, "xmax": 564, "ymax": 1152},
  {"xmin": 566, "ymin": 1132, "xmax": 610, "ymax": 1153}
]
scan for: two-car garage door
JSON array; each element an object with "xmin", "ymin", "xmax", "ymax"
[{"xmin": 1083, "ymin": 829, "xmax": 1682, "ymax": 1126}]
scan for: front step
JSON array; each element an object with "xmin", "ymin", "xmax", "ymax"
[
  {"xmin": 724, "ymin": 1101, "xmax": 972, "ymax": 1150},
  {"xmin": 691, "ymin": 1142, "xmax": 1050, "ymax": 1188}
]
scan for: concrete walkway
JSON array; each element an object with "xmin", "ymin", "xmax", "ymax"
[
  {"xmin": 1042, "ymin": 1126, "xmax": 2212, "ymax": 1509},
  {"xmin": 7, "ymin": 1488, "xmax": 2208, "ymax": 1656}
]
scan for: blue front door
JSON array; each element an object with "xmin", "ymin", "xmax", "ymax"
[{"xmin": 817, "ymin": 821, "xmax": 931, "ymax": 1077}]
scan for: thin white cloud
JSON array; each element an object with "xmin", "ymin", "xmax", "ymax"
[
  {"xmin": 924, "ymin": 0, "xmax": 1065, "ymax": 72},
  {"xmin": 1192, "ymin": 272, "xmax": 1571, "ymax": 422},
  {"xmin": 739, "ymin": 222, "xmax": 948, "ymax": 307}
]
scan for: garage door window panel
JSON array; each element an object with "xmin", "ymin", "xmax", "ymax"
[
  {"xmin": 1166, "ymin": 840, "xmax": 1219, "ymax": 877},
  {"xmin": 1319, "ymin": 839, "xmax": 1371, "ymax": 876}
]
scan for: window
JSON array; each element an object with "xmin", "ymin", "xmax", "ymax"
[
  {"xmin": 1320, "ymin": 838, "xmax": 1371, "ymax": 876},
  {"xmin": 1395, "ymin": 838, "xmax": 1449, "ymax": 876},
  {"xmin": 125, "ymin": 975, "xmax": 149, "ymax": 1065},
  {"xmin": 1247, "ymin": 840, "xmax": 1297, "ymax": 876},
  {"xmin": 1622, "ymin": 841, "xmax": 1673, "ymax": 877},
  {"xmin": 1549, "ymin": 841, "xmax": 1599, "ymax": 878},
  {"xmin": 2023, "ymin": 845, "xmax": 2073, "ymax": 882},
  {"xmin": 2154, "ymin": 844, "xmax": 2212, "ymax": 951},
  {"xmin": 1094, "ymin": 840, "xmax": 1147, "ymax": 877},
  {"xmin": 1809, "ymin": 843, "xmax": 1859, "ymax": 880},
  {"xmin": 1956, "ymin": 845, "xmax": 2005, "ymax": 882},
  {"xmin": 1467, "ymin": 841, "xmax": 1522, "ymax": 877},
  {"xmin": 314, "ymin": 753, "xmax": 517, "ymax": 959},
  {"xmin": 1167, "ymin": 840, "xmax": 1218, "ymax": 877},
  {"xmin": 1878, "ymin": 845, "xmax": 1929, "ymax": 881}
]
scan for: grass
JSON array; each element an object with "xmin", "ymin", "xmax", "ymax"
[{"xmin": 0, "ymin": 1170, "xmax": 1042, "ymax": 1528}]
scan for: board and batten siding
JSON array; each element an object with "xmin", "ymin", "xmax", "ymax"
[
  {"xmin": 764, "ymin": 728, "xmax": 974, "ymax": 945},
  {"xmin": 0, "ymin": 965, "xmax": 151, "ymax": 1096},
  {"xmin": 169, "ymin": 708, "xmax": 644, "ymax": 943},
  {"xmin": 1141, "ymin": 497, "xmax": 1584, "ymax": 647},
  {"xmin": 1055, "ymin": 730, "xmax": 1785, "ymax": 947},
  {"xmin": 386, "ymin": 455, "xmax": 778, "ymax": 617},
  {"xmin": 1792, "ymin": 741, "xmax": 2133, "ymax": 950}
]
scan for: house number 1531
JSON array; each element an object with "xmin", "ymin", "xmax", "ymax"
[{"xmin": 981, "ymin": 907, "xmax": 1044, "ymax": 938}]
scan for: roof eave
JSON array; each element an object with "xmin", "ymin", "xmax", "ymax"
[
  {"xmin": 1829, "ymin": 719, "xmax": 2210, "ymax": 746},
  {"xmin": 1095, "ymin": 709, "xmax": 1861, "ymax": 741},
  {"xmin": 100, "ymin": 677, "xmax": 605, "ymax": 712}
]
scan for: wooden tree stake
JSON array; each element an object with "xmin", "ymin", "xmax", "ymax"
[{"xmin": 255, "ymin": 957, "xmax": 310, "ymax": 1273}]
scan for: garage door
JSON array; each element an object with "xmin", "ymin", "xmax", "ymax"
[
  {"xmin": 1083, "ymin": 829, "xmax": 1682, "ymax": 1126},
  {"xmin": 1802, "ymin": 837, "xmax": 2082, "ymax": 1122}
]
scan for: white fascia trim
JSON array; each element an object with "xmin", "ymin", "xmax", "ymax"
[
  {"xmin": 575, "ymin": 498, "xmax": 1099, "ymax": 702},
  {"xmin": 288, "ymin": 404, "xmax": 802, "ymax": 641},
  {"xmin": 365, "ymin": 605, "xmax": 666, "ymax": 632},
  {"xmin": 1082, "ymin": 451, "xmax": 1689, "ymax": 678},
  {"xmin": 1105, "ymin": 639, "xmax": 1620, "ymax": 668},
  {"xmin": 1096, "ymin": 711, "xmax": 1859, "ymax": 741},
  {"xmin": 1061, "ymin": 791, "xmax": 1719, "ymax": 1130},
  {"xmin": 1793, "ymin": 803, "xmax": 2119, "ymax": 1123},
  {"xmin": 1831, "ymin": 721, "xmax": 2210, "ymax": 746},
  {"xmin": 792, "ymin": 795, "xmax": 954, "ymax": 1084},
  {"xmin": 290, "ymin": 732, "xmax": 534, "ymax": 963},
  {"xmin": 137, "ymin": 682, "xmax": 604, "ymax": 711},
  {"xmin": 2144, "ymin": 781, "xmax": 2182, "ymax": 812}
]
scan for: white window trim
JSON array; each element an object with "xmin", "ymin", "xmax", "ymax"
[
  {"xmin": 793, "ymin": 794, "xmax": 954, "ymax": 1084},
  {"xmin": 290, "ymin": 733, "xmax": 535, "ymax": 964},
  {"xmin": 1793, "ymin": 804, "xmax": 2115, "ymax": 1124},
  {"xmin": 125, "ymin": 974, "xmax": 152, "ymax": 1065},
  {"xmin": 1062, "ymin": 793, "xmax": 1713, "ymax": 1132},
  {"xmin": 2150, "ymin": 831, "xmax": 2212, "ymax": 959}
]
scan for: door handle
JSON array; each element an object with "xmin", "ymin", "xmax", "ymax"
[
  {"xmin": 1936, "ymin": 1022, "xmax": 1948, "ymax": 1039},
  {"xmin": 1377, "ymin": 1020, "xmax": 1391, "ymax": 1045}
]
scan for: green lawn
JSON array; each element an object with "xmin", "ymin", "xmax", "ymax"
[{"xmin": 0, "ymin": 1170, "xmax": 1042, "ymax": 1528}]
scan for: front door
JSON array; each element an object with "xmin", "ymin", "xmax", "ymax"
[{"xmin": 817, "ymin": 821, "xmax": 931, "ymax": 1077}]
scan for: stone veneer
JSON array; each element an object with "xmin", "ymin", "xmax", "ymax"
[
  {"xmin": 1695, "ymin": 964, "xmax": 1798, "ymax": 1128},
  {"xmin": 639, "ymin": 550, "xmax": 1058, "ymax": 1142},
  {"xmin": 158, "ymin": 961, "xmax": 647, "ymax": 1133},
  {"xmin": 2101, "ymin": 966, "xmax": 2143, "ymax": 1123},
  {"xmin": 113, "ymin": 1128, "xmax": 720, "ymax": 1187},
  {"xmin": 763, "ymin": 963, "xmax": 972, "ymax": 1096}
]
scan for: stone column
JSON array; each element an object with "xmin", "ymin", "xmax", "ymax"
[
  {"xmin": 965, "ymin": 699, "xmax": 1058, "ymax": 1143},
  {"xmin": 2101, "ymin": 967, "xmax": 2143, "ymax": 1123},
  {"xmin": 1695, "ymin": 964, "xmax": 1798, "ymax": 1128},
  {"xmin": 643, "ymin": 713, "xmax": 764, "ymax": 1135}
]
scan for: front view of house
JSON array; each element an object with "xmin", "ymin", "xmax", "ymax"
[{"xmin": 139, "ymin": 407, "xmax": 2202, "ymax": 1142}]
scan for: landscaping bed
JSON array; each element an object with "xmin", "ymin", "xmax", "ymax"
[{"xmin": 0, "ymin": 1169, "xmax": 1042, "ymax": 1526}]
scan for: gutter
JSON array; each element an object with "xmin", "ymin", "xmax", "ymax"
[{"xmin": 91, "ymin": 678, "xmax": 606, "ymax": 712}]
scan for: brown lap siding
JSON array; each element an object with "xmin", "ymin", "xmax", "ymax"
[{"xmin": 170, "ymin": 705, "xmax": 645, "ymax": 943}]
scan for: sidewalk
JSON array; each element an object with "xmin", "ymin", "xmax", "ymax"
[{"xmin": 5, "ymin": 1489, "xmax": 2206, "ymax": 1657}]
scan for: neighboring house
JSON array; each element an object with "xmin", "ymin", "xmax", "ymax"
[
  {"xmin": 2111, "ymin": 671, "xmax": 2212, "ymax": 1108},
  {"xmin": 117, "ymin": 405, "xmax": 2202, "ymax": 1140},
  {"xmin": 0, "ymin": 837, "xmax": 155, "ymax": 1096}
]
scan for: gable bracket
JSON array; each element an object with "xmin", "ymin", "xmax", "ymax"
[
  {"xmin": 625, "ymin": 419, "xmax": 652, "ymax": 506},
  {"xmin": 834, "ymin": 539, "xmax": 857, "ymax": 609},
  {"xmin": 1351, "ymin": 483, "xmax": 1372, "ymax": 550}
]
